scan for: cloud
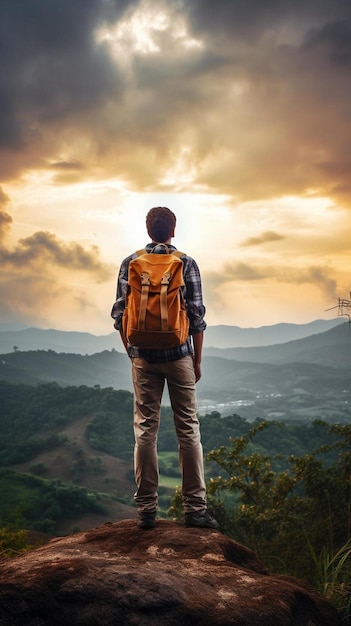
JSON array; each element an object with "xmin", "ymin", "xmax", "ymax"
[
  {"xmin": 0, "ymin": 0, "xmax": 137, "ymax": 179},
  {"xmin": 0, "ymin": 211, "xmax": 12, "ymax": 242},
  {"xmin": 204, "ymin": 260, "xmax": 338, "ymax": 300},
  {"xmin": 0, "ymin": 270, "xmax": 108, "ymax": 330},
  {"xmin": 240, "ymin": 231, "xmax": 286, "ymax": 247},
  {"xmin": 0, "ymin": 194, "xmax": 113, "ymax": 326},
  {"xmin": 0, "ymin": 231, "xmax": 112, "ymax": 281},
  {"xmin": 285, "ymin": 265, "xmax": 338, "ymax": 299},
  {"xmin": 114, "ymin": 4, "xmax": 351, "ymax": 204},
  {"xmin": 0, "ymin": 187, "xmax": 10, "ymax": 207},
  {"xmin": 0, "ymin": 227, "xmax": 114, "ymax": 329},
  {"xmin": 1, "ymin": 0, "xmax": 351, "ymax": 210},
  {"xmin": 50, "ymin": 160, "xmax": 84, "ymax": 171},
  {"xmin": 0, "ymin": 187, "xmax": 13, "ymax": 241}
]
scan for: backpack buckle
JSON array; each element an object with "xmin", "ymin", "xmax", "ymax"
[
  {"xmin": 161, "ymin": 272, "xmax": 171, "ymax": 285},
  {"xmin": 141, "ymin": 272, "xmax": 150, "ymax": 285}
]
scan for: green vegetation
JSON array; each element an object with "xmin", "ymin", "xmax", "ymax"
[
  {"xmin": 0, "ymin": 469, "xmax": 105, "ymax": 534},
  {"xmin": 0, "ymin": 380, "xmax": 175, "ymax": 464},
  {"xmin": 170, "ymin": 420, "xmax": 351, "ymax": 620},
  {"xmin": 0, "ymin": 527, "xmax": 34, "ymax": 559},
  {"xmin": 0, "ymin": 379, "xmax": 350, "ymax": 618}
]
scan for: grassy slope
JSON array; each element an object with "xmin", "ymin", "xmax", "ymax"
[{"xmin": 8, "ymin": 412, "xmax": 135, "ymax": 533}]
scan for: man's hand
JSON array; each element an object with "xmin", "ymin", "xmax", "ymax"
[
  {"xmin": 194, "ymin": 361, "xmax": 202, "ymax": 383},
  {"xmin": 192, "ymin": 332, "xmax": 203, "ymax": 383}
]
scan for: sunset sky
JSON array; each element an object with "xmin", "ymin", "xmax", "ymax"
[{"xmin": 1, "ymin": 0, "xmax": 351, "ymax": 335}]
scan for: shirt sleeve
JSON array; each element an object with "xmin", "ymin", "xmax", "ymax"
[
  {"xmin": 182, "ymin": 255, "xmax": 207, "ymax": 334},
  {"xmin": 110, "ymin": 255, "xmax": 132, "ymax": 330}
]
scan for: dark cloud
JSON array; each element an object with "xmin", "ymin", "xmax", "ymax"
[
  {"xmin": 1, "ymin": 0, "xmax": 351, "ymax": 207},
  {"xmin": 205, "ymin": 263, "xmax": 265, "ymax": 287},
  {"xmin": 302, "ymin": 18, "xmax": 351, "ymax": 66},
  {"xmin": 240, "ymin": 231, "xmax": 286, "ymax": 247},
  {"xmin": 285, "ymin": 266, "xmax": 338, "ymax": 299},
  {"xmin": 113, "ymin": 1, "xmax": 351, "ymax": 201},
  {"xmin": 50, "ymin": 160, "xmax": 84, "ymax": 170},
  {"xmin": 182, "ymin": 0, "xmax": 350, "ymax": 44},
  {"xmin": 0, "ymin": 231, "xmax": 112, "ymax": 281},
  {"xmin": 0, "ymin": 186, "xmax": 111, "ymax": 277},
  {"xmin": 0, "ymin": 187, "xmax": 13, "ymax": 241},
  {"xmin": 0, "ymin": 187, "xmax": 10, "ymax": 208},
  {"xmin": 0, "ymin": 220, "xmax": 113, "ymax": 326},
  {"xmin": 0, "ymin": 0, "xmax": 138, "ymax": 175},
  {"xmin": 0, "ymin": 209, "xmax": 12, "ymax": 233},
  {"xmin": 50, "ymin": 160, "xmax": 85, "ymax": 183},
  {"xmin": 0, "ymin": 212, "xmax": 13, "ymax": 242},
  {"xmin": 205, "ymin": 261, "xmax": 337, "ymax": 300}
]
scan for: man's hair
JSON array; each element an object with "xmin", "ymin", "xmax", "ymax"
[{"xmin": 146, "ymin": 207, "xmax": 176, "ymax": 242}]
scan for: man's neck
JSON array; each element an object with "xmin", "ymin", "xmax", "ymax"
[{"xmin": 152, "ymin": 238, "xmax": 172, "ymax": 245}]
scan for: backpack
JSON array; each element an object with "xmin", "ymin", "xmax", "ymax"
[{"xmin": 122, "ymin": 244, "xmax": 189, "ymax": 349}]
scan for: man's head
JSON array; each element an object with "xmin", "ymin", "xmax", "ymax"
[{"xmin": 146, "ymin": 207, "xmax": 176, "ymax": 243}]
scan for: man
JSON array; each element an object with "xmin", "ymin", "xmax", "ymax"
[{"xmin": 111, "ymin": 206, "xmax": 218, "ymax": 530}]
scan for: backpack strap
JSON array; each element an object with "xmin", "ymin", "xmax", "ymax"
[
  {"xmin": 139, "ymin": 271, "xmax": 150, "ymax": 331},
  {"xmin": 160, "ymin": 272, "xmax": 171, "ymax": 331},
  {"xmin": 171, "ymin": 250, "xmax": 185, "ymax": 258}
]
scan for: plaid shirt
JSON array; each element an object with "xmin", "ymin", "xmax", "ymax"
[{"xmin": 111, "ymin": 243, "xmax": 206, "ymax": 363}]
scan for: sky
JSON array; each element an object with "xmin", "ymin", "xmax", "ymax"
[{"xmin": 1, "ymin": 0, "xmax": 351, "ymax": 335}]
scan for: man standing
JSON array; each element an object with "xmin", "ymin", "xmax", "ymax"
[{"xmin": 111, "ymin": 206, "xmax": 218, "ymax": 530}]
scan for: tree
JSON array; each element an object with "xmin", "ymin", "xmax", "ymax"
[{"xmin": 170, "ymin": 419, "xmax": 351, "ymax": 613}]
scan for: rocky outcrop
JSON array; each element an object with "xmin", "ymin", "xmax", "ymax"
[{"xmin": 0, "ymin": 519, "xmax": 340, "ymax": 625}]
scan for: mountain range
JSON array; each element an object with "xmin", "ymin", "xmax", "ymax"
[
  {"xmin": 0, "ymin": 320, "xmax": 350, "ymax": 423},
  {"xmin": 0, "ymin": 318, "xmax": 343, "ymax": 355}
]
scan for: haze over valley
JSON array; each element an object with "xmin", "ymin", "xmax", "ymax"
[{"xmin": 0, "ymin": 319, "xmax": 349, "ymax": 423}]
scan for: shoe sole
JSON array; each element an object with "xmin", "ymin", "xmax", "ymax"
[{"xmin": 184, "ymin": 520, "xmax": 219, "ymax": 529}]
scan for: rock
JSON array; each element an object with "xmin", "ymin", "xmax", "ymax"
[{"xmin": 0, "ymin": 519, "xmax": 340, "ymax": 625}]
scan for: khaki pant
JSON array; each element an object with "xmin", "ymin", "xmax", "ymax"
[{"xmin": 131, "ymin": 355, "xmax": 207, "ymax": 514}]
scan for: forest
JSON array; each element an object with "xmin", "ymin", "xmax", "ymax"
[{"xmin": 0, "ymin": 379, "xmax": 350, "ymax": 619}]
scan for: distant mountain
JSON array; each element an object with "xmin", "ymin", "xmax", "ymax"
[
  {"xmin": 0, "ymin": 350, "xmax": 132, "ymax": 391},
  {"xmin": 204, "ymin": 318, "xmax": 343, "ymax": 348},
  {"xmin": 0, "ymin": 327, "xmax": 124, "ymax": 355},
  {"xmin": 0, "ymin": 322, "xmax": 350, "ymax": 423},
  {"xmin": 203, "ymin": 321, "xmax": 351, "ymax": 368},
  {"xmin": 0, "ymin": 318, "xmax": 343, "ymax": 354}
]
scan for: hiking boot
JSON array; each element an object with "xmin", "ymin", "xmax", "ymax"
[
  {"xmin": 137, "ymin": 512, "xmax": 156, "ymax": 530},
  {"xmin": 184, "ymin": 510, "xmax": 219, "ymax": 530}
]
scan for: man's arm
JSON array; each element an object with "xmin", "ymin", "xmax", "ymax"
[
  {"xmin": 192, "ymin": 331, "xmax": 203, "ymax": 383},
  {"xmin": 111, "ymin": 256, "xmax": 132, "ymax": 353},
  {"xmin": 181, "ymin": 255, "xmax": 206, "ymax": 383}
]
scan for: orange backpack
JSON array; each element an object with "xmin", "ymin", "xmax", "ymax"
[{"xmin": 122, "ymin": 245, "xmax": 189, "ymax": 349}]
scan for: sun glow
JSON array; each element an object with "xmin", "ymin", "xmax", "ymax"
[
  {"xmin": 95, "ymin": 0, "xmax": 203, "ymax": 64},
  {"xmin": 96, "ymin": 1, "xmax": 169, "ymax": 59}
]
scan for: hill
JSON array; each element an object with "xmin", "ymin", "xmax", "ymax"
[
  {"xmin": 0, "ymin": 349, "xmax": 131, "ymax": 390},
  {"xmin": 203, "ymin": 318, "xmax": 343, "ymax": 348},
  {"xmin": 203, "ymin": 321, "xmax": 351, "ymax": 367},
  {"xmin": 0, "ymin": 380, "xmax": 345, "ymax": 536},
  {"xmin": 0, "ymin": 383, "xmax": 137, "ymax": 534},
  {"xmin": 0, "ymin": 318, "xmax": 343, "ymax": 354},
  {"xmin": 0, "ymin": 323, "xmax": 350, "ymax": 422},
  {"xmin": 199, "ymin": 322, "xmax": 351, "ymax": 419}
]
